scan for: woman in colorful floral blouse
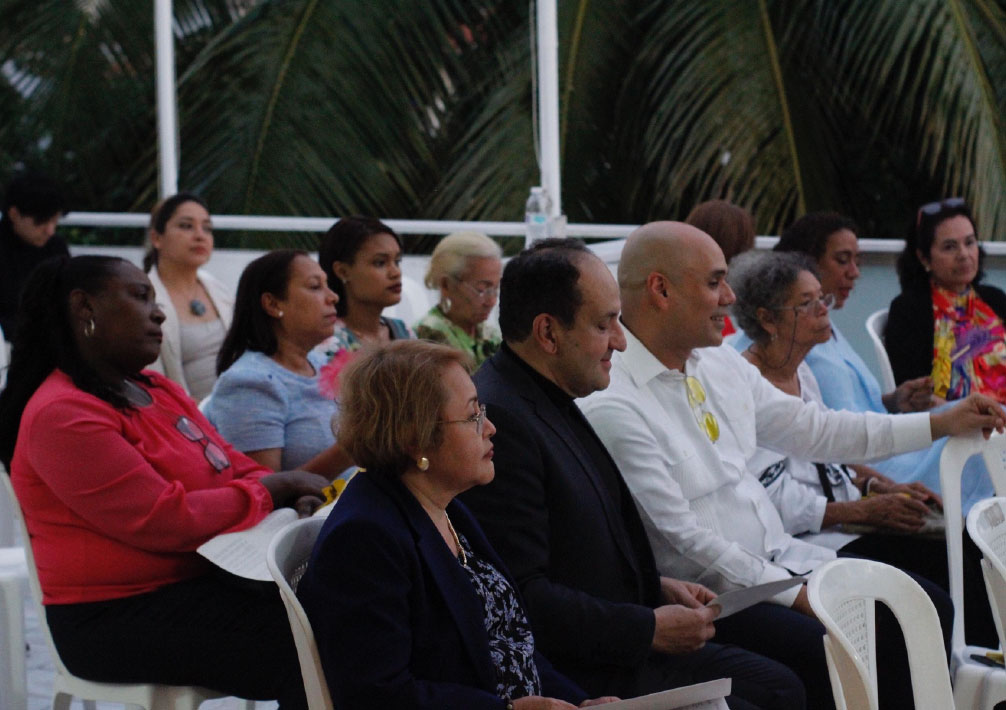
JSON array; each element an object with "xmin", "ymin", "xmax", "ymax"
[
  {"xmin": 415, "ymin": 231, "xmax": 502, "ymax": 367},
  {"xmin": 885, "ymin": 198, "xmax": 1006, "ymax": 402}
]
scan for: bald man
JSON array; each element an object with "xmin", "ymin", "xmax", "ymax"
[{"xmin": 579, "ymin": 221, "xmax": 1004, "ymax": 710}]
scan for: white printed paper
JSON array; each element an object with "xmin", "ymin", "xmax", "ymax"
[
  {"xmin": 600, "ymin": 678, "xmax": 731, "ymax": 709},
  {"xmin": 706, "ymin": 577, "xmax": 806, "ymax": 619}
]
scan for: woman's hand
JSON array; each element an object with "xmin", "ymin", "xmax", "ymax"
[
  {"xmin": 884, "ymin": 376, "xmax": 936, "ymax": 413},
  {"xmin": 579, "ymin": 698, "xmax": 621, "ymax": 706},
  {"xmin": 868, "ymin": 478, "xmax": 942, "ymax": 509},
  {"xmin": 855, "ymin": 493, "xmax": 928, "ymax": 532},
  {"xmin": 260, "ymin": 470, "xmax": 330, "ymax": 510}
]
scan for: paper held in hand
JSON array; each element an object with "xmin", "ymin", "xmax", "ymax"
[
  {"xmin": 600, "ymin": 678, "xmax": 731, "ymax": 710},
  {"xmin": 197, "ymin": 504, "xmax": 333, "ymax": 581},
  {"xmin": 706, "ymin": 577, "xmax": 807, "ymax": 619}
]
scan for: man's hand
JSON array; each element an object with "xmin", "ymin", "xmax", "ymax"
[
  {"xmin": 791, "ymin": 586, "xmax": 818, "ymax": 620},
  {"xmin": 660, "ymin": 576, "xmax": 717, "ymax": 607},
  {"xmin": 651, "ymin": 604, "xmax": 718, "ymax": 654},
  {"xmin": 884, "ymin": 376, "xmax": 935, "ymax": 413},
  {"xmin": 930, "ymin": 393, "xmax": 1006, "ymax": 440}
]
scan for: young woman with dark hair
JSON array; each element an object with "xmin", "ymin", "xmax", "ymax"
[
  {"xmin": 316, "ymin": 216, "xmax": 413, "ymax": 358},
  {"xmin": 0, "ymin": 255, "xmax": 327, "ymax": 708}
]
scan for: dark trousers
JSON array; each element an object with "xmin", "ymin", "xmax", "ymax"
[
  {"xmin": 618, "ymin": 642, "xmax": 806, "ymax": 710},
  {"xmin": 841, "ymin": 530, "xmax": 997, "ymax": 647},
  {"xmin": 714, "ymin": 562, "xmax": 952, "ymax": 710},
  {"xmin": 46, "ymin": 572, "xmax": 307, "ymax": 709}
]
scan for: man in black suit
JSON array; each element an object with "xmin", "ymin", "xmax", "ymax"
[{"xmin": 461, "ymin": 239, "xmax": 805, "ymax": 710}]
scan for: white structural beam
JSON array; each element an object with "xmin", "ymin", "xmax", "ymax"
[
  {"xmin": 536, "ymin": 0, "xmax": 562, "ymax": 218},
  {"xmin": 154, "ymin": 0, "xmax": 179, "ymax": 198}
]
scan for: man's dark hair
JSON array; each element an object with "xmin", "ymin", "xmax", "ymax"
[
  {"xmin": 2, "ymin": 172, "xmax": 66, "ymax": 221},
  {"xmin": 498, "ymin": 238, "xmax": 592, "ymax": 343}
]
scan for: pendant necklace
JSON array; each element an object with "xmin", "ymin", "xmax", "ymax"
[{"xmin": 445, "ymin": 513, "xmax": 468, "ymax": 566}]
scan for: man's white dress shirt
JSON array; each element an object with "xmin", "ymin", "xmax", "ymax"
[{"xmin": 580, "ymin": 327, "xmax": 933, "ymax": 606}]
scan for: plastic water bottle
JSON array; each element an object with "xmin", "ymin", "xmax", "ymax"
[{"xmin": 525, "ymin": 186, "xmax": 551, "ymax": 242}]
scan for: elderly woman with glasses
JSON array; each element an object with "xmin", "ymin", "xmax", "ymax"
[
  {"xmin": 728, "ymin": 251, "xmax": 1001, "ymax": 646},
  {"xmin": 297, "ymin": 340, "xmax": 614, "ymax": 710},
  {"xmin": 885, "ymin": 197, "xmax": 1006, "ymax": 403},
  {"xmin": 415, "ymin": 231, "xmax": 502, "ymax": 367},
  {"xmin": 730, "ymin": 250, "xmax": 944, "ymax": 541}
]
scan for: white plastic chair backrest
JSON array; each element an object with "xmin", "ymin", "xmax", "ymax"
[
  {"xmin": 966, "ymin": 497, "xmax": 1006, "ymax": 652},
  {"xmin": 865, "ymin": 309, "xmax": 895, "ymax": 394},
  {"xmin": 266, "ymin": 517, "xmax": 333, "ymax": 710},
  {"xmin": 808, "ymin": 558, "xmax": 955, "ymax": 710},
  {"xmin": 0, "ymin": 468, "xmax": 78, "ymax": 679},
  {"xmin": 940, "ymin": 430, "xmax": 1006, "ymax": 651}
]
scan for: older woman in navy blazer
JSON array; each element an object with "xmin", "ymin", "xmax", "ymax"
[{"xmin": 297, "ymin": 341, "xmax": 613, "ymax": 710}]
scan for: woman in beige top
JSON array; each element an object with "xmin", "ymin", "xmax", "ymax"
[{"xmin": 143, "ymin": 193, "xmax": 233, "ymax": 401}]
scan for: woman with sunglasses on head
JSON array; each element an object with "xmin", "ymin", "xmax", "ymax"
[
  {"xmin": 298, "ymin": 340, "xmax": 615, "ymax": 710},
  {"xmin": 143, "ymin": 193, "xmax": 232, "ymax": 402},
  {"xmin": 0, "ymin": 256, "xmax": 328, "ymax": 708},
  {"xmin": 415, "ymin": 231, "xmax": 503, "ymax": 367},
  {"xmin": 885, "ymin": 198, "xmax": 1006, "ymax": 403},
  {"xmin": 205, "ymin": 250, "xmax": 354, "ymax": 477}
]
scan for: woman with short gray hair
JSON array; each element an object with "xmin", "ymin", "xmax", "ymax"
[
  {"xmin": 415, "ymin": 231, "xmax": 503, "ymax": 367},
  {"xmin": 727, "ymin": 251, "xmax": 983, "ymax": 638}
]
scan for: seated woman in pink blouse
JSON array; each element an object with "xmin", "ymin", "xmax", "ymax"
[
  {"xmin": 0, "ymin": 255, "xmax": 327, "ymax": 708},
  {"xmin": 885, "ymin": 198, "xmax": 1006, "ymax": 402}
]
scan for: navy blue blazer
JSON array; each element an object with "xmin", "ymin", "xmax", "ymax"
[
  {"xmin": 461, "ymin": 346, "xmax": 663, "ymax": 697},
  {"xmin": 297, "ymin": 470, "xmax": 585, "ymax": 710}
]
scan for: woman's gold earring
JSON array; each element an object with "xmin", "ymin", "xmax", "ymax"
[
  {"xmin": 417, "ymin": 456, "xmax": 430, "ymax": 471},
  {"xmin": 83, "ymin": 319, "xmax": 96, "ymax": 338}
]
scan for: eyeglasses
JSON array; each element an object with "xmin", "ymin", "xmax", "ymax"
[
  {"xmin": 442, "ymin": 404, "xmax": 487, "ymax": 436},
  {"xmin": 685, "ymin": 376, "xmax": 719, "ymax": 443},
  {"xmin": 917, "ymin": 197, "xmax": 967, "ymax": 227},
  {"xmin": 453, "ymin": 277, "xmax": 500, "ymax": 302},
  {"xmin": 175, "ymin": 415, "xmax": 231, "ymax": 472},
  {"xmin": 775, "ymin": 293, "xmax": 835, "ymax": 315}
]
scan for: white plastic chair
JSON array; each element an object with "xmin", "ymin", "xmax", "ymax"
[
  {"xmin": 966, "ymin": 498, "xmax": 1006, "ymax": 655},
  {"xmin": 0, "ymin": 472, "xmax": 231, "ymax": 710},
  {"xmin": 0, "ymin": 544, "xmax": 27, "ymax": 710},
  {"xmin": 266, "ymin": 517, "xmax": 333, "ymax": 710},
  {"xmin": 865, "ymin": 308, "xmax": 896, "ymax": 394},
  {"xmin": 941, "ymin": 431, "xmax": 1006, "ymax": 709},
  {"xmin": 807, "ymin": 558, "xmax": 955, "ymax": 710}
]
